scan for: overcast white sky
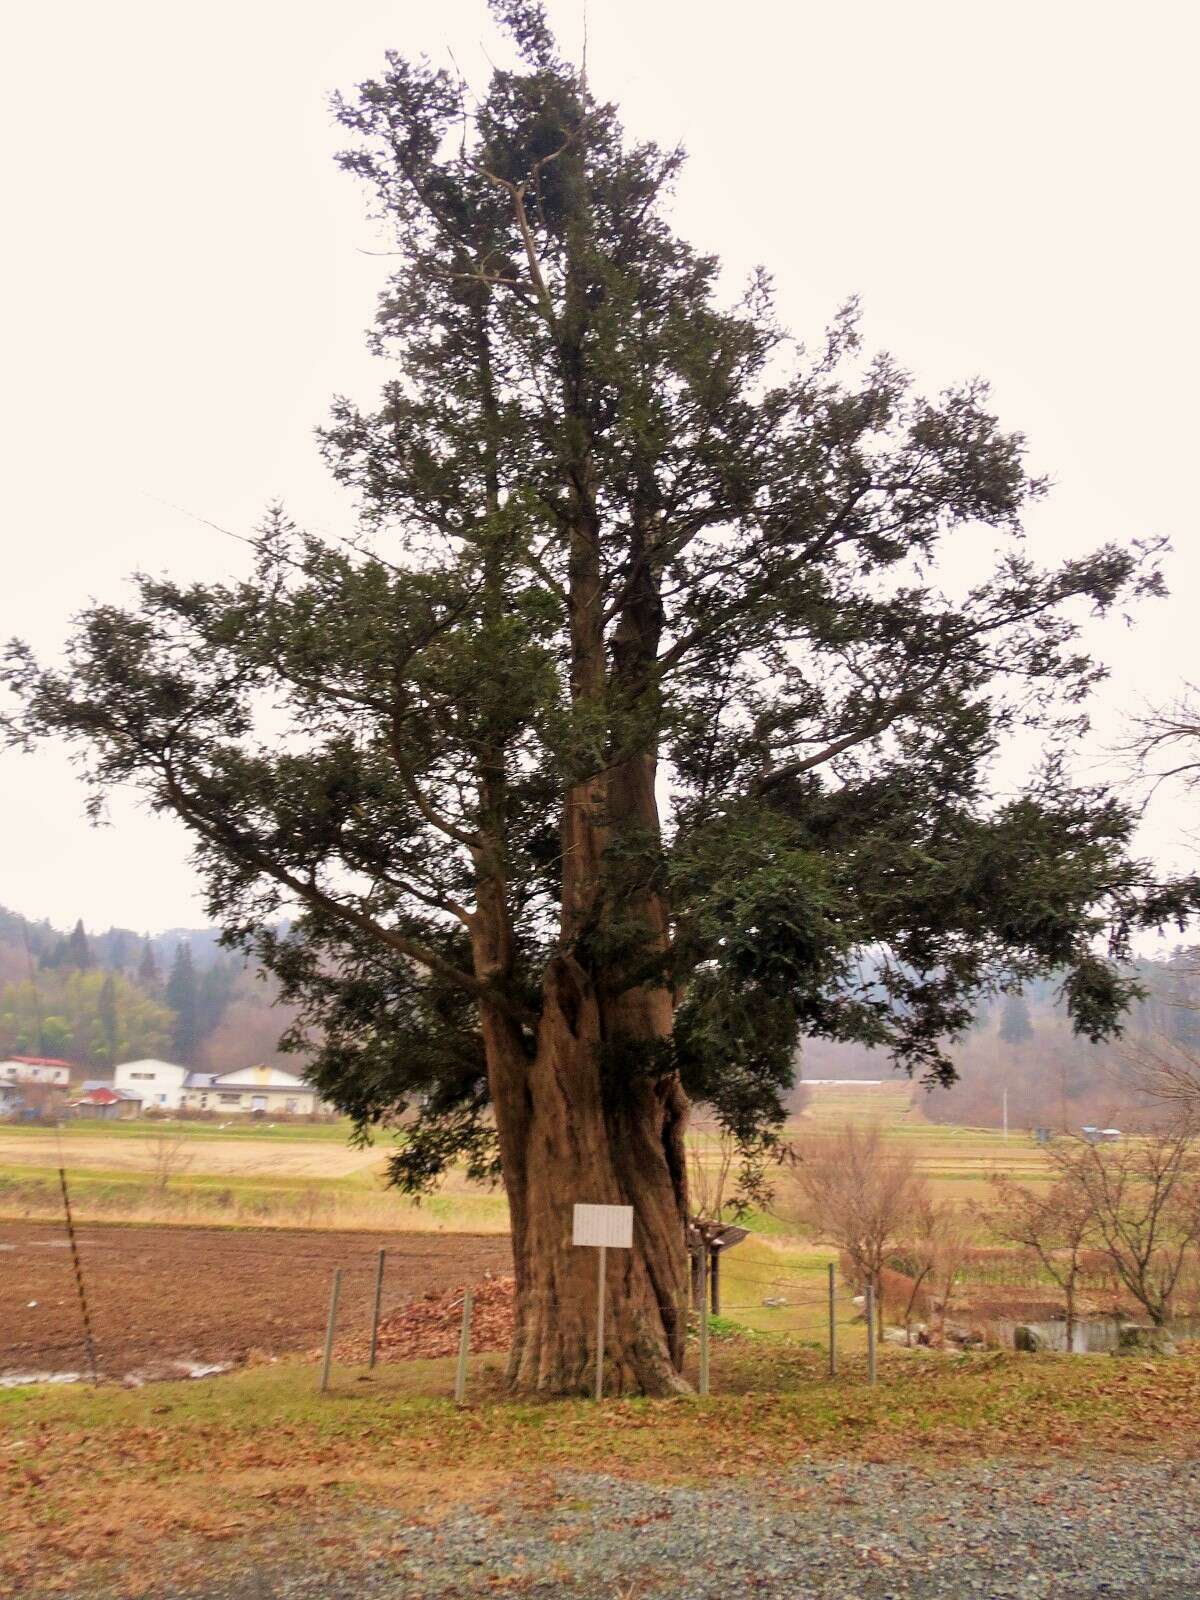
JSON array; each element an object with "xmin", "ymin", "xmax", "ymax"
[{"xmin": 1, "ymin": 0, "xmax": 1196, "ymax": 937}]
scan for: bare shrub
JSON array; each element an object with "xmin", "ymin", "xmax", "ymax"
[
  {"xmin": 1051, "ymin": 1120, "xmax": 1200, "ymax": 1326},
  {"xmin": 145, "ymin": 1132, "xmax": 195, "ymax": 1194},
  {"xmin": 783, "ymin": 1121, "xmax": 925, "ymax": 1335},
  {"xmin": 686, "ymin": 1127, "xmax": 738, "ymax": 1223},
  {"xmin": 981, "ymin": 1171, "xmax": 1095, "ymax": 1348},
  {"xmin": 1121, "ymin": 1034, "xmax": 1200, "ymax": 1116},
  {"xmin": 889, "ymin": 1193, "xmax": 972, "ymax": 1343}
]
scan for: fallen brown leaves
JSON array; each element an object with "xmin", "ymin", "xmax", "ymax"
[
  {"xmin": 6, "ymin": 1344, "xmax": 1200, "ymax": 1598},
  {"xmin": 334, "ymin": 1274, "xmax": 515, "ymax": 1364}
]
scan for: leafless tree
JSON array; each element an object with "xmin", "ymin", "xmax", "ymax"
[
  {"xmin": 893, "ymin": 1193, "xmax": 937, "ymax": 1343},
  {"xmin": 146, "ymin": 1131, "xmax": 195, "ymax": 1194},
  {"xmin": 686, "ymin": 1127, "xmax": 738, "ymax": 1222},
  {"xmin": 1121, "ymin": 1034, "xmax": 1200, "ymax": 1116},
  {"xmin": 982, "ymin": 1172, "xmax": 1096, "ymax": 1349},
  {"xmin": 924, "ymin": 1201, "xmax": 973, "ymax": 1342},
  {"xmin": 785, "ymin": 1121, "xmax": 925, "ymax": 1337},
  {"xmin": 1126, "ymin": 686, "xmax": 1200, "ymax": 796},
  {"xmin": 1052, "ymin": 1121, "xmax": 1200, "ymax": 1326}
]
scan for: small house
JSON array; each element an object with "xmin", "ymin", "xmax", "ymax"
[
  {"xmin": 182, "ymin": 1063, "xmax": 323, "ymax": 1116},
  {"xmin": 0, "ymin": 1057, "xmax": 72, "ymax": 1087},
  {"xmin": 113, "ymin": 1058, "xmax": 190, "ymax": 1110},
  {"xmin": 69, "ymin": 1085, "xmax": 143, "ymax": 1121}
]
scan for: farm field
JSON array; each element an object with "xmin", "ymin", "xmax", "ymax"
[
  {"xmin": 0, "ymin": 1118, "xmax": 512, "ymax": 1232},
  {"xmin": 0, "ymin": 1128, "xmax": 379, "ymax": 1178},
  {"xmin": 0, "ymin": 1077, "xmax": 1054, "ymax": 1230},
  {"xmin": 0, "ymin": 1078, "xmax": 1069, "ymax": 1382},
  {"xmin": 0, "ymin": 1221, "xmax": 511, "ymax": 1382}
]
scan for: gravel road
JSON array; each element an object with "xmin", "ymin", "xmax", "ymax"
[{"xmin": 157, "ymin": 1457, "xmax": 1200, "ymax": 1600}]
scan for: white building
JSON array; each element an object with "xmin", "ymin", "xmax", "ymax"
[
  {"xmin": 112, "ymin": 1058, "xmax": 326, "ymax": 1117},
  {"xmin": 182, "ymin": 1063, "xmax": 323, "ymax": 1117},
  {"xmin": 0, "ymin": 1057, "xmax": 72, "ymax": 1087},
  {"xmin": 113, "ymin": 1058, "xmax": 190, "ymax": 1110}
]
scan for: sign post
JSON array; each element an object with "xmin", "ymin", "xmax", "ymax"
[
  {"xmin": 573, "ymin": 1202, "xmax": 634, "ymax": 1402},
  {"xmin": 698, "ymin": 1242, "xmax": 710, "ymax": 1396}
]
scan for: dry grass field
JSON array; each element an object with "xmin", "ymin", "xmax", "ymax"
[
  {"xmin": 0, "ymin": 1129, "xmax": 380, "ymax": 1179},
  {"xmin": 0, "ymin": 1076, "xmax": 1055, "ymax": 1244}
]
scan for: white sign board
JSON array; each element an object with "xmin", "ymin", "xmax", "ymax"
[{"xmin": 572, "ymin": 1202, "xmax": 633, "ymax": 1249}]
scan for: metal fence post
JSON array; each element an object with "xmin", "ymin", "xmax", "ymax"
[
  {"xmin": 828, "ymin": 1261, "xmax": 836, "ymax": 1377},
  {"xmin": 698, "ymin": 1244, "xmax": 710, "ymax": 1396},
  {"xmin": 320, "ymin": 1268, "xmax": 342, "ymax": 1394},
  {"xmin": 454, "ymin": 1288, "xmax": 474, "ymax": 1404},
  {"xmin": 866, "ymin": 1282, "xmax": 876, "ymax": 1387},
  {"xmin": 710, "ymin": 1245, "xmax": 720, "ymax": 1316},
  {"xmin": 58, "ymin": 1168, "xmax": 98, "ymax": 1386},
  {"xmin": 368, "ymin": 1248, "xmax": 386, "ymax": 1369},
  {"xmin": 595, "ymin": 1244, "xmax": 608, "ymax": 1401}
]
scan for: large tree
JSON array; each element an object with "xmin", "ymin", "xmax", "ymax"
[
  {"xmin": 166, "ymin": 942, "xmax": 201, "ymax": 1064},
  {"xmin": 4, "ymin": 2, "xmax": 1197, "ymax": 1393}
]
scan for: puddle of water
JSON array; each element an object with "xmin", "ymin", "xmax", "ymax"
[{"xmin": 998, "ymin": 1315, "xmax": 1200, "ymax": 1353}]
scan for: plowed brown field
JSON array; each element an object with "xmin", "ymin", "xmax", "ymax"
[{"xmin": 0, "ymin": 1221, "xmax": 511, "ymax": 1381}]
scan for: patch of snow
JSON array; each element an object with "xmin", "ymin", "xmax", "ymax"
[
  {"xmin": 0, "ymin": 1371, "xmax": 83, "ymax": 1389},
  {"xmin": 178, "ymin": 1360, "xmax": 232, "ymax": 1379}
]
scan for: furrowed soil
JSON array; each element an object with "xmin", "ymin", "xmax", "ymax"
[{"xmin": 0, "ymin": 1221, "xmax": 511, "ymax": 1381}]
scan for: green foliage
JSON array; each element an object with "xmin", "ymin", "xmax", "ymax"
[
  {"xmin": 4, "ymin": 0, "xmax": 1198, "ymax": 1193},
  {"xmin": 165, "ymin": 942, "xmax": 200, "ymax": 1063},
  {"xmin": 0, "ymin": 969, "xmax": 173, "ymax": 1068},
  {"xmin": 39, "ymin": 916, "xmax": 94, "ymax": 972},
  {"xmin": 998, "ymin": 990, "xmax": 1034, "ymax": 1048}
]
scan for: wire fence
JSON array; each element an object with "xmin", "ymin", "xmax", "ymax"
[
  {"xmin": 6, "ymin": 1178, "xmax": 881, "ymax": 1401},
  {"xmin": 310, "ymin": 1251, "xmax": 875, "ymax": 1402}
]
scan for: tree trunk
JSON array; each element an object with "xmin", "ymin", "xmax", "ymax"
[{"xmin": 489, "ymin": 956, "xmax": 691, "ymax": 1397}]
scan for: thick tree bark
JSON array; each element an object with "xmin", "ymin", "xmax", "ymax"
[
  {"xmin": 487, "ymin": 957, "xmax": 690, "ymax": 1396},
  {"xmin": 467, "ymin": 169, "xmax": 692, "ymax": 1395}
]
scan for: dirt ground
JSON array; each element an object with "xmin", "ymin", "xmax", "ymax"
[{"xmin": 0, "ymin": 1221, "xmax": 511, "ymax": 1380}]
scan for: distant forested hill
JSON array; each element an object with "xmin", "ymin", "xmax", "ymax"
[
  {"xmin": 0, "ymin": 905, "xmax": 302, "ymax": 1076},
  {"xmin": 4, "ymin": 899, "xmax": 1191, "ymax": 1123},
  {"xmin": 791, "ymin": 947, "xmax": 1200, "ymax": 1129}
]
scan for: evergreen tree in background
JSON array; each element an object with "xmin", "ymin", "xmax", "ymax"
[
  {"xmin": 197, "ymin": 955, "xmax": 238, "ymax": 1041},
  {"xmin": 166, "ymin": 942, "xmax": 199, "ymax": 1064},
  {"xmin": 65, "ymin": 918, "xmax": 92, "ymax": 971},
  {"xmin": 99, "ymin": 927, "xmax": 137, "ymax": 973},
  {"xmin": 97, "ymin": 972, "xmax": 119, "ymax": 1065},
  {"xmin": 999, "ymin": 991, "xmax": 1035, "ymax": 1048},
  {"xmin": 137, "ymin": 936, "xmax": 159, "ymax": 988},
  {"xmin": 7, "ymin": 1, "xmax": 1200, "ymax": 1392}
]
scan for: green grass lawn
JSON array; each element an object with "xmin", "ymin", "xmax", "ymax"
[{"xmin": 0, "ymin": 1158, "xmax": 512, "ymax": 1232}]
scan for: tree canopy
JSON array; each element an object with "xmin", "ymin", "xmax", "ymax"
[{"xmin": 4, "ymin": 0, "xmax": 1196, "ymax": 1392}]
